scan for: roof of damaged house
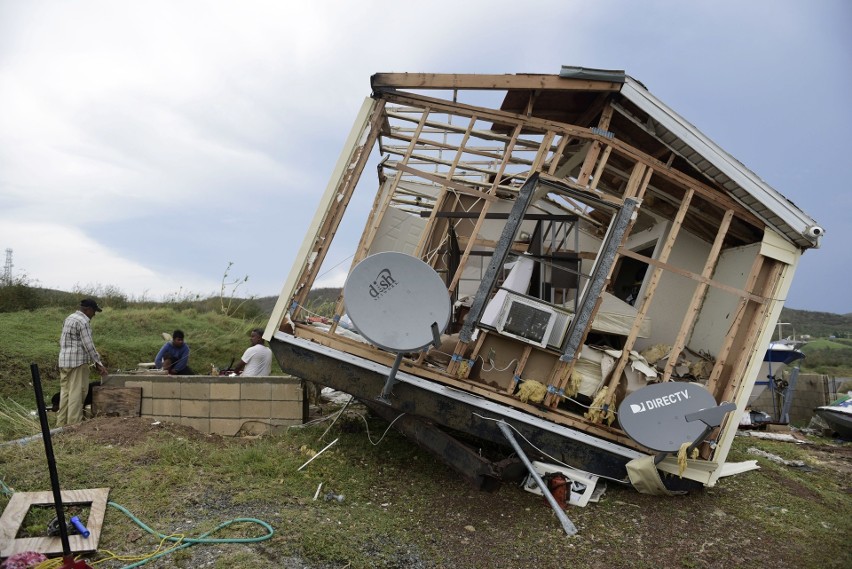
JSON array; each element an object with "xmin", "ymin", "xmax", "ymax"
[{"xmin": 370, "ymin": 67, "xmax": 824, "ymax": 250}]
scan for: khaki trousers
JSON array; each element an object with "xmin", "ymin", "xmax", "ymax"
[{"xmin": 57, "ymin": 364, "xmax": 89, "ymax": 426}]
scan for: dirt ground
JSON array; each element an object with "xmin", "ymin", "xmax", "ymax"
[{"xmin": 52, "ymin": 417, "xmax": 852, "ymax": 569}]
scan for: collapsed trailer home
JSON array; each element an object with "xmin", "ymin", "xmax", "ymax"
[{"xmin": 263, "ymin": 68, "xmax": 823, "ymax": 495}]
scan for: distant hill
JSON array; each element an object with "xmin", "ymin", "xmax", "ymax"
[
  {"xmin": 254, "ymin": 288, "xmax": 342, "ymax": 318},
  {"xmin": 778, "ymin": 307, "xmax": 852, "ymax": 339}
]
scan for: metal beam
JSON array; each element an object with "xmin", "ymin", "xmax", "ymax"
[
  {"xmin": 459, "ymin": 174, "xmax": 541, "ymax": 343},
  {"xmin": 560, "ymin": 198, "xmax": 639, "ymax": 361}
]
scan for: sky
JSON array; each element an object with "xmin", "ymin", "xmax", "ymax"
[{"xmin": 1, "ymin": 0, "xmax": 850, "ymax": 313}]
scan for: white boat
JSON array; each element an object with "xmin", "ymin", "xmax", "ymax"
[
  {"xmin": 815, "ymin": 395, "xmax": 852, "ymax": 439},
  {"xmin": 748, "ymin": 339, "xmax": 806, "ymax": 405}
]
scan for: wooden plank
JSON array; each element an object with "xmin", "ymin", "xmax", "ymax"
[
  {"xmin": 576, "ymin": 105, "xmax": 614, "ymax": 186},
  {"xmin": 0, "ymin": 488, "xmax": 109, "ymax": 558},
  {"xmin": 546, "ymin": 134, "xmax": 571, "ymax": 176},
  {"xmin": 92, "ymin": 386, "xmax": 142, "ymax": 417},
  {"xmin": 718, "ymin": 260, "xmax": 785, "ymax": 405},
  {"xmin": 384, "ymin": 110, "xmax": 545, "ymax": 150},
  {"xmin": 542, "ymin": 165, "xmax": 646, "ymax": 407},
  {"xmin": 589, "ymin": 145, "xmax": 613, "ymax": 192},
  {"xmin": 657, "ymin": 209, "xmax": 733, "ymax": 381},
  {"xmin": 265, "ymin": 98, "xmax": 378, "ymax": 337},
  {"xmin": 616, "ymin": 248, "xmax": 766, "ymax": 303},
  {"xmin": 371, "ymin": 73, "xmax": 623, "ymax": 92},
  {"xmin": 383, "ymin": 91, "xmax": 763, "ymax": 227},
  {"xmin": 604, "ymin": 188, "xmax": 695, "ymax": 394},
  {"xmin": 509, "ymin": 346, "xmax": 534, "ymax": 394},
  {"xmin": 569, "ymin": 164, "xmax": 652, "ymax": 409},
  {"xmin": 393, "ymin": 163, "xmax": 497, "ymax": 203},
  {"xmin": 446, "ymin": 123, "xmax": 526, "ymax": 296},
  {"xmin": 288, "ymin": 100, "xmax": 387, "ymax": 322},
  {"xmin": 706, "ymin": 255, "xmax": 765, "ymax": 394}
]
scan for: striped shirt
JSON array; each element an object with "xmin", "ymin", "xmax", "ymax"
[{"xmin": 58, "ymin": 310, "xmax": 103, "ymax": 368}]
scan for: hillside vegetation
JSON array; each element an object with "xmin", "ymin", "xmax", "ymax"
[{"xmin": 0, "ymin": 287, "xmax": 270, "ymax": 411}]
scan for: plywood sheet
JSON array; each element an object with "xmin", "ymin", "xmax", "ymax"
[{"xmin": 0, "ymin": 488, "xmax": 109, "ymax": 558}]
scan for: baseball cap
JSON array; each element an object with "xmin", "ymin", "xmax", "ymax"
[{"xmin": 80, "ymin": 299, "xmax": 103, "ymax": 312}]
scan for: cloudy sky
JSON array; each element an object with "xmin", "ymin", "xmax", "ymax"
[{"xmin": 1, "ymin": 0, "xmax": 849, "ymax": 313}]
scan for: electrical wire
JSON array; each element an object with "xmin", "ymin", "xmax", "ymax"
[
  {"xmin": 478, "ymin": 355, "xmax": 518, "ymax": 373},
  {"xmin": 356, "ymin": 412, "xmax": 407, "ymax": 446}
]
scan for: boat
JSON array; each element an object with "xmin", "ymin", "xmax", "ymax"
[
  {"xmin": 263, "ymin": 68, "xmax": 824, "ymax": 495},
  {"xmin": 749, "ymin": 340, "xmax": 807, "ymax": 405},
  {"xmin": 815, "ymin": 394, "xmax": 852, "ymax": 439}
]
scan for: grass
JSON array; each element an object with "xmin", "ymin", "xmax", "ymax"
[
  {"xmin": 803, "ymin": 339, "xmax": 850, "ymax": 351},
  {"xmin": 1, "ymin": 301, "xmax": 851, "ymax": 568},
  {"xmin": 1, "ymin": 411, "xmax": 850, "ymax": 568},
  {"xmin": 0, "ymin": 306, "xmax": 272, "ymax": 410}
]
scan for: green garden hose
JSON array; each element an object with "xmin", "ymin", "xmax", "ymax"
[{"xmin": 101, "ymin": 501, "xmax": 275, "ymax": 568}]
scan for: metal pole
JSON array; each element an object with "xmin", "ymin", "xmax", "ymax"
[
  {"xmin": 379, "ymin": 352, "xmax": 404, "ymax": 401},
  {"xmin": 30, "ymin": 363, "xmax": 72, "ymax": 556},
  {"xmin": 497, "ymin": 420, "xmax": 577, "ymax": 536}
]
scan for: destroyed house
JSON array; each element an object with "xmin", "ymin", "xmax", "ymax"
[{"xmin": 264, "ymin": 67, "xmax": 823, "ymax": 493}]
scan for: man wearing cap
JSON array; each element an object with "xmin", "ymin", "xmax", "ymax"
[{"xmin": 57, "ymin": 299, "xmax": 109, "ymax": 426}]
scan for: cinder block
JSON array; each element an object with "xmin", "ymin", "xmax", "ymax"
[
  {"xmin": 210, "ymin": 400, "xmax": 240, "ymax": 418},
  {"xmin": 152, "ymin": 381, "xmax": 181, "ymax": 399},
  {"xmin": 271, "ymin": 382, "xmax": 302, "ymax": 402},
  {"xmin": 241, "ymin": 382, "xmax": 272, "ymax": 400},
  {"xmin": 239, "ymin": 420, "xmax": 271, "ymax": 436},
  {"xmin": 181, "ymin": 382, "xmax": 210, "ymax": 400},
  {"xmin": 140, "ymin": 398, "xmax": 153, "ymax": 415},
  {"xmin": 181, "ymin": 399, "xmax": 210, "ymax": 418},
  {"xmin": 180, "ymin": 416, "xmax": 210, "ymax": 433},
  {"xmin": 210, "ymin": 382, "xmax": 240, "ymax": 400},
  {"xmin": 270, "ymin": 401, "xmax": 303, "ymax": 420},
  {"xmin": 152, "ymin": 399, "xmax": 180, "ymax": 417},
  {"xmin": 125, "ymin": 380, "xmax": 152, "ymax": 395},
  {"xmin": 240, "ymin": 399, "xmax": 272, "ymax": 419},
  {"xmin": 210, "ymin": 418, "xmax": 246, "ymax": 437}
]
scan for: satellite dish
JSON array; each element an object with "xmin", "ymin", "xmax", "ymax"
[
  {"xmin": 344, "ymin": 252, "xmax": 451, "ymax": 353},
  {"xmin": 617, "ymin": 382, "xmax": 724, "ymax": 453}
]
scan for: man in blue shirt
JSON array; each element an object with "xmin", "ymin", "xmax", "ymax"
[{"xmin": 155, "ymin": 329, "xmax": 194, "ymax": 375}]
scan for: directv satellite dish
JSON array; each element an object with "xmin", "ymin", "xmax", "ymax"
[
  {"xmin": 344, "ymin": 252, "xmax": 451, "ymax": 400},
  {"xmin": 618, "ymin": 382, "xmax": 734, "ymax": 453},
  {"xmin": 344, "ymin": 252, "xmax": 451, "ymax": 352}
]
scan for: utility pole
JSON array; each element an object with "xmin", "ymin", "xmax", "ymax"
[{"xmin": 2, "ymin": 248, "xmax": 11, "ymax": 285}]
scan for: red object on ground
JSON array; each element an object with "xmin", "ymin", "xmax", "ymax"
[{"xmin": 59, "ymin": 556, "xmax": 94, "ymax": 569}]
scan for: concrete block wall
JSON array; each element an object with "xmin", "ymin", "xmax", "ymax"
[
  {"xmin": 104, "ymin": 374, "xmax": 305, "ymax": 436},
  {"xmin": 750, "ymin": 373, "xmax": 839, "ymax": 426}
]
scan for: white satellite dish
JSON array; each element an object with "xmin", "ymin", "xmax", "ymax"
[
  {"xmin": 344, "ymin": 252, "xmax": 451, "ymax": 353},
  {"xmin": 344, "ymin": 252, "xmax": 451, "ymax": 400}
]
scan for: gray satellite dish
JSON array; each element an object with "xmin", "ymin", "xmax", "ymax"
[
  {"xmin": 618, "ymin": 382, "xmax": 735, "ymax": 454},
  {"xmin": 344, "ymin": 252, "xmax": 451, "ymax": 400}
]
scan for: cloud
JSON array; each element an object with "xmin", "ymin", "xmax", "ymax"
[
  {"xmin": 0, "ymin": 0, "xmax": 848, "ymax": 312},
  {"xmin": 0, "ymin": 220, "xmax": 219, "ymax": 298}
]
